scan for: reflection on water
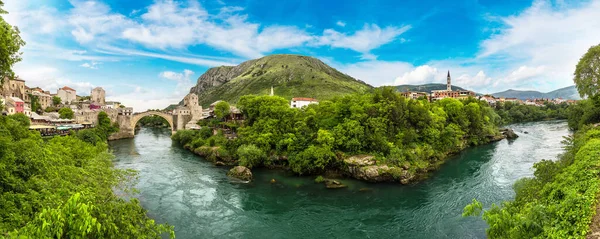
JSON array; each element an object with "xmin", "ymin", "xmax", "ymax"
[{"xmin": 109, "ymin": 120, "xmax": 570, "ymax": 239}]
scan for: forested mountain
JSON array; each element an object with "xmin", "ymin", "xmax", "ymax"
[
  {"xmin": 491, "ymin": 86, "xmax": 581, "ymax": 100},
  {"xmin": 188, "ymin": 54, "xmax": 373, "ymax": 107}
]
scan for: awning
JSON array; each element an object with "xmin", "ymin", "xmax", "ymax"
[{"xmin": 29, "ymin": 125, "xmax": 56, "ymax": 130}]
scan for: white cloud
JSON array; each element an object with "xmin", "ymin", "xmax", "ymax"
[
  {"xmin": 336, "ymin": 21, "xmax": 346, "ymax": 27},
  {"xmin": 478, "ymin": 0, "xmax": 600, "ymax": 90},
  {"xmin": 394, "ymin": 65, "xmax": 439, "ymax": 85},
  {"xmin": 68, "ymin": 0, "xmax": 135, "ymax": 44},
  {"xmin": 332, "ymin": 60, "xmax": 413, "ymax": 86},
  {"xmin": 159, "ymin": 69, "xmax": 196, "ymax": 98},
  {"xmin": 106, "ymin": 85, "xmax": 182, "ymax": 112},
  {"xmin": 80, "ymin": 61, "xmax": 101, "ymax": 69},
  {"xmin": 12, "ymin": 64, "xmax": 95, "ymax": 94},
  {"xmin": 317, "ymin": 24, "xmax": 411, "ymax": 60},
  {"xmin": 96, "ymin": 45, "xmax": 239, "ymax": 67}
]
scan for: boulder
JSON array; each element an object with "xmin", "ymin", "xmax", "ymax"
[
  {"xmin": 215, "ymin": 161, "xmax": 226, "ymax": 166},
  {"xmin": 325, "ymin": 180, "xmax": 347, "ymax": 189},
  {"xmin": 227, "ymin": 166, "xmax": 253, "ymax": 181},
  {"xmin": 502, "ymin": 128, "xmax": 519, "ymax": 139}
]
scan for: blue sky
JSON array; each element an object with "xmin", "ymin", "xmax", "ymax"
[{"xmin": 4, "ymin": 0, "xmax": 600, "ymax": 111}]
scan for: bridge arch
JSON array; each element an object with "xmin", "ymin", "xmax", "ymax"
[{"xmin": 130, "ymin": 111, "xmax": 175, "ymax": 134}]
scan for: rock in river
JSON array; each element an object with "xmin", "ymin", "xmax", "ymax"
[
  {"xmin": 227, "ymin": 166, "xmax": 253, "ymax": 181},
  {"xmin": 325, "ymin": 180, "xmax": 347, "ymax": 189},
  {"xmin": 500, "ymin": 128, "xmax": 519, "ymax": 139}
]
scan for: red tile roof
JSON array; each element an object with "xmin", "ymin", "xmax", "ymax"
[
  {"xmin": 292, "ymin": 97, "xmax": 318, "ymax": 102},
  {"xmin": 60, "ymin": 86, "xmax": 76, "ymax": 92}
]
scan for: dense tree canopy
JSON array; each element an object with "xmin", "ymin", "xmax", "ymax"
[
  {"xmin": 0, "ymin": 1, "xmax": 26, "ymax": 83},
  {"xmin": 574, "ymin": 44, "xmax": 600, "ymax": 98},
  {"xmin": 52, "ymin": 96, "xmax": 61, "ymax": 106},
  {"xmin": 174, "ymin": 87, "xmax": 503, "ymax": 177},
  {"xmin": 0, "ymin": 114, "xmax": 173, "ymax": 238},
  {"xmin": 214, "ymin": 101, "xmax": 231, "ymax": 120},
  {"xmin": 58, "ymin": 107, "xmax": 74, "ymax": 119},
  {"xmin": 29, "ymin": 94, "xmax": 41, "ymax": 113}
]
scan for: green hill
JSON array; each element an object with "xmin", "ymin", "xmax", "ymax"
[
  {"xmin": 189, "ymin": 54, "xmax": 373, "ymax": 106},
  {"xmin": 394, "ymin": 83, "xmax": 469, "ymax": 93}
]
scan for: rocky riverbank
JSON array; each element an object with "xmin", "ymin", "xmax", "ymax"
[{"xmin": 177, "ymin": 129, "xmax": 516, "ymax": 184}]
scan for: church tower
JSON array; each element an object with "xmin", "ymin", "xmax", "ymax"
[{"xmin": 447, "ymin": 71, "xmax": 451, "ymax": 91}]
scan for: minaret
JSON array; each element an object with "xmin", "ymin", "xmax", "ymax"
[
  {"xmin": 447, "ymin": 71, "xmax": 451, "ymax": 91},
  {"xmin": 270, "ymin": 86, "xmax": 274, "ymax": 96}
]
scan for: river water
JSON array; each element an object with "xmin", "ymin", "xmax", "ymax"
[{"xmin": 109, "ymin": 120, "xmax": 570, "ymax": 239}]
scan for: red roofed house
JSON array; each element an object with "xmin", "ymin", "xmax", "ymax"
[
  {"xmin": 290, "ymin": 97, "xmax": 318, "ymax": 108},
  {"xmin": 57, "ymin": 86, "xmax": 76, "ymax": 104}
]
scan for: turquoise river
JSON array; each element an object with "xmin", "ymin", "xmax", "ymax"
[{"xmin": 109, "ymin": 120, "xmax": 570, "ymax": 239}]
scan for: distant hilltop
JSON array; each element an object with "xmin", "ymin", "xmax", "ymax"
[
  {"xmin": 187, "ymin": 54, "xmax": 373, "ymax": 107},
  {"xmin": 491, "ymin": 86, "xmax": 581, "ymax": 100}
]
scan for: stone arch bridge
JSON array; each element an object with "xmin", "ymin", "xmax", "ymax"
[{"xmin": 109, "ymin": 110, "xmax": 197, "ymax": 140}]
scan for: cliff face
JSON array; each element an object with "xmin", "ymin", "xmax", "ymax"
[
  {"xmin": 187, "ymin": 54, "xmax": 373, "ymax": 107},
  {"xmin": 189, "ymin": 59, "xmax": 259, "ymax": 95}
]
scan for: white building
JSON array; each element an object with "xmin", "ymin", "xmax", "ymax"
[
  {"xmin": 57, "ymin": 86, "xmax": 77, "ymax": 104},
  {"xmin": 290, "ymin": 97, "xmax": 318, "ymax": 108},
  {"xmin": 102, "ymin": 101, "xmax": 121, "ymax": 109}
]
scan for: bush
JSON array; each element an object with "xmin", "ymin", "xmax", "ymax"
[
  {"xmin": 288, "ymin": 145, "xmax": 335, "ymax": 174},
  {"xmin": 314, "ymin": 175, "xmax": 325, "ymax": 183},
  {"xmin": 237, "ymin": 144, "xmax": 266, "ymax": 169}
]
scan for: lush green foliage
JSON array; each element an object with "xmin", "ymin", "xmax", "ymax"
[
  {"xmin": 494, "ymin": 101, "xmax": 569, "ymax": 125},
  {"xmin": 0, "ymin": 114, "xmax": 173, "ymax": 238},
  {"xmin": 214, "ymin": 101, "xmax": 231, "ymax": 120},
  {"xmin": 465, "ymin": 126, "xmax": 600, "ymax": 238},
  {"xmin": 0, "ymin": 1, "xmax": 26, "ymax": 82},
  {"xmin": 58, "ymin": 107, "xmax": 74, "ymax": 119},
  {"xmin": 28, "ymin": 93, "xmax": 41, "ymax": 113},
  {"xmin": 137, "ymin": 115, "xmax": 169, "ymax": 128},
  {"xmin": 567, "ymin": 96, "xmax": 600, "ymax": 131},
  {"xmin": 175, "ymin": 87, "xmax": 501, "ymax": 176},
  {"xmin": 52, "ymin": 96, "xmax": 61, "ymax": 106},
  {"xmin": 44, "ymin": 106, "xmax": 59, "ymax": 113},
  {"xmin": 574, "ymin": 44, "xmax": 600, "ymax": 98},
  {"xmin": 236, "ymin": 144, "xmax": 266, "ymax": 169},
  {"xmin": 74, "ymin": 112, "xmax": 119, "ymax": 144},
  {"xmin": 191, "ymin": 54, "xmax": 372, "ymax": 106}
]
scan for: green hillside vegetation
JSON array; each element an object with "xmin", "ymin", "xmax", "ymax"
[
  {"xmin": 173, "ymin": 87, "xmax": 503, "ymax": 182},
  {"xmin": 190, "ymin": 54, "xmax": 372, "ymax": 107}
]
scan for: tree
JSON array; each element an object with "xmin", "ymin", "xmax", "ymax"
[
  {"xmin": 574, "ymin": 44, "xmax": 600, "ymax": 98},
  {"xmin": 58, "ymin": 107, "xmax": 74, "ymax": 119},
  {"xmin": 0, "ymin": 1, "xmax": 26, "ymax": 84},
  {"xmin": 52, "ymin": 96, "xmax": 61, "ymax": 106},
  {"xmin": 29, "ymin": 94, "xmax": 41, "ymax": 113},
  {"xmin": 214, "ymin": 101, "xmax": 230, "ymax": 120}
]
